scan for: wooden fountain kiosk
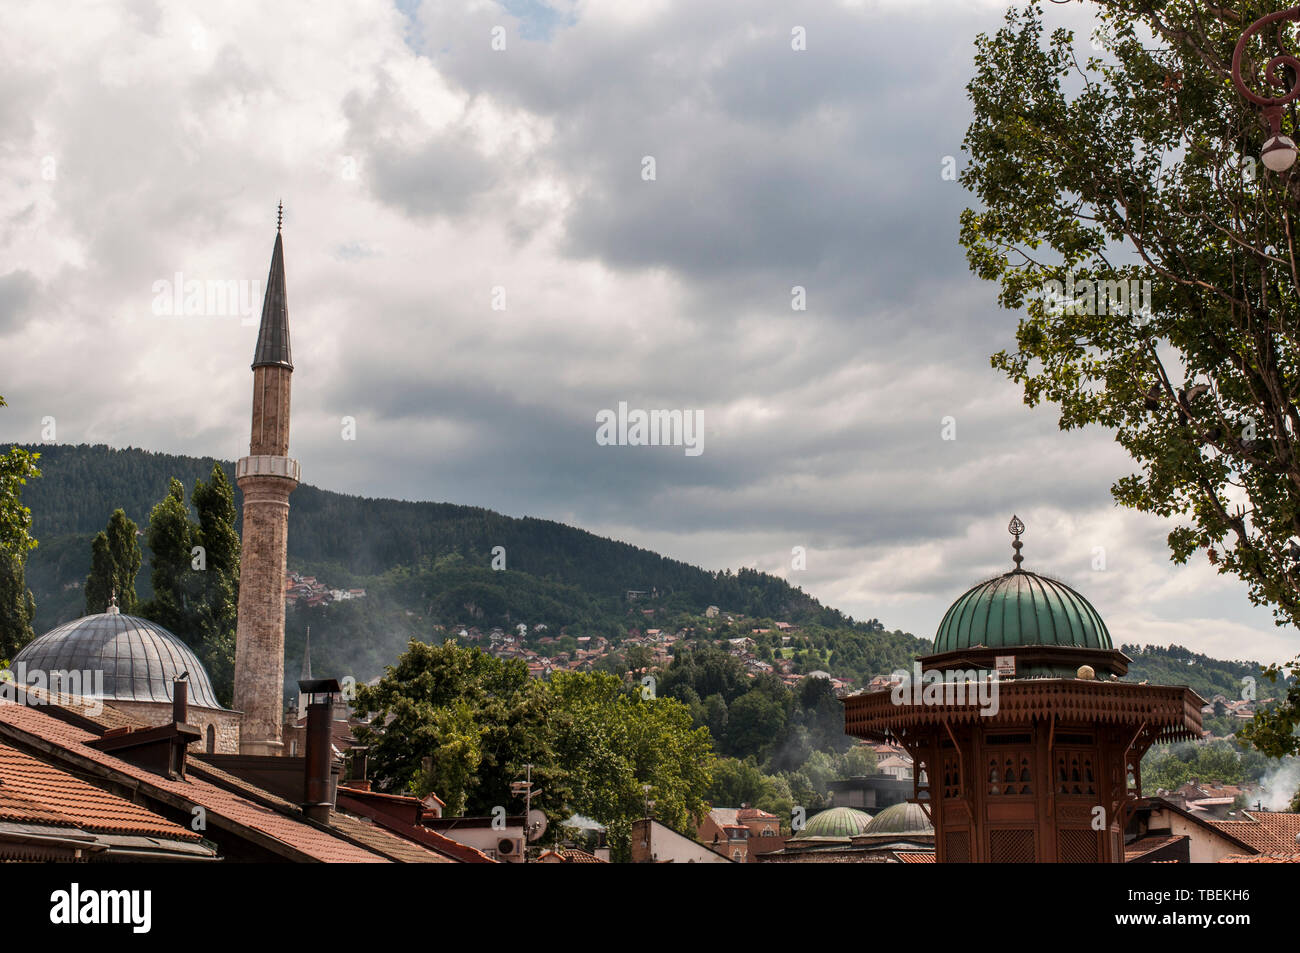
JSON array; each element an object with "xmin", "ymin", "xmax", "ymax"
[{"xmin": 843, "ymin": 517, "xmax": 1204, "ymax": 863}]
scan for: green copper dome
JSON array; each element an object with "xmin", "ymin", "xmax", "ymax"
[
  {"xmin": 794, "ymin": 806, "xmax": 873, "ymax": 840},
  {"xmin": 861, "ymin": 801, "xmax": 933, "ymax": 837},
  {"xmin": 933, "ymin": 569, "xmax": 1112, "ymax": 654}
]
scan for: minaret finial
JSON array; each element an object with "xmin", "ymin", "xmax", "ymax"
[
  {"xmin": 277, "ymin": 200, "xmax": 283, "ymax": 232},
  {"xmin": 1008, "ymin": 515, "xmax": 1025, "ymax": 570}
]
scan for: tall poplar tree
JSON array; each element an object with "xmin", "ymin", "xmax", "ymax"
[
  {"xmin": 140, "ymin": 469, "xmax": 240, "ymax": 703},
  {"xmin": 142, "ymin": 478, "xmax": 195, "ymax": 636},
  {"xmin": 191, "ymin": 464, "xmax": 240, "ymax": 702},
  {"xmin": 84, "ymin": 509, "xmax": 142, "ymax": 614}
]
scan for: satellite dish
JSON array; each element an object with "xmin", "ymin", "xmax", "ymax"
[{"xmin": 527, "ymin": 809, "xmax": 548, "ymax": 842}]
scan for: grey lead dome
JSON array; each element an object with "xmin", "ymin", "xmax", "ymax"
[{"xmin": 14, "ymin": 610, "xmax": 223, "ymax": 710}]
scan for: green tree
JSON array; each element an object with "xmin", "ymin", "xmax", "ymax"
[
  {"xmin": 705, "ymin": 757, "xmax": 769, "ymax": 808},
  {"xmin": 548, "ymin": 669, "xmax": 715, "ymax": 861},
  {"xmin": 142, "ymin": 478, "xmax": 196, "ymax": 636},
  {"xmin": 190, "ymin": 465, "xmax": 240, "ymax": 702},
  {"xmin": 355, "ymin": 641, "xmax": 714, "ymax": 861},
  {"xmin": 138, "ymin": 471, "xmax": 240, "ymax": 702},
  {"xmin": 726, "ymin": 691, "xmax": 786, "ymax": 759},
  {"xmin": 84, "ymin": 509, "xmax": 142, "ymax": 614},
  {"xmin": 352, "ymin": 640, "xmax": 561, "ymax": 817},
  {"xmin": 839, "ymin": 743, "xmax": 878, "ymax": 778},
  {"xmin": 0, "ymin": 553, "xmax": 36, "ymax": 661},
  {"xmin": 0, "ymin": 396, "xmax": 39, "ymax": 658},
  {"xmin": 958, "ymin": 2, "xmax": 1300, "ymax": 753}
]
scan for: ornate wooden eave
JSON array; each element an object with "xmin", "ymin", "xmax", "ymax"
[{"xmin": 844, "ymin": 679, "xmax": 1204, "ymax": 743}]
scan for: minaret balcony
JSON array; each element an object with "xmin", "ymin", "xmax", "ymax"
[{"xmin": 236, "ymin": 454, "xmax": 301, "ymax": 483}]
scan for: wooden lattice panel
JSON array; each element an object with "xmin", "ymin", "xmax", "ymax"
[
  {"xmin": 1057, "ymin": 828, "xmax": 1099, "ymax": 863},
  {"xmin": 945, "ymin": 830, "xmax": 971, "ymax": 863},
  {"xmin": 988, "ymin": 828, "xmax": 1035, "ymax": 863}
]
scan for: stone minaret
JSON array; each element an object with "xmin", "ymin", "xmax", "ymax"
[{"xmin": 233, "ymin": 207, "xmax": 299, "ymax": 755}]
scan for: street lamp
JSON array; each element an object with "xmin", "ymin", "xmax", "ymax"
[{"xmin": 1232, "ymin": 7, "xmax": 1300, "ymax": 172}]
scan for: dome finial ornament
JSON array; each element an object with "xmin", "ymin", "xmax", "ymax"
[
  {"xmin": 107, "ymin": 588, "xmax": 120, "ymax": 615},
  {"xmin": 1008, "ymin": 514, "xmax": 1025, "ymax": 570}
]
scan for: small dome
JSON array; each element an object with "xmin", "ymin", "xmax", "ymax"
[
  {"xmin": 14, "ymin": 611, "xmax": 222, "ymax": 709},
  {"xmin": 795, "ymin": 806, "xmax": 873, "ymax": 840},
  {"xmin": 862, "ymin": 801, "xmax": 933, "ymax": 837},
  {"xmin": 933, "ymin": 570, "xmax": 1111, "ymax": 654}
]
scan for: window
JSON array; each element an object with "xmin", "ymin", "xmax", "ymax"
[
  {"xmin": 942, "ymin": 754, "xmax": 962, "ymax": 800},
  {"xmin": 1056, "ymin": 750, "xmax": 1096, "ymax": 796},
  {"xmin": 987, "ymin": 751, "xmax": 1033, "ymax": 796}
]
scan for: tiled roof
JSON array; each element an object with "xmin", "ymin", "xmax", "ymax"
[
  {"xmin": 335, "ymin": 790, "xmax": 496, "ymax": 863},
  {"xmin": 327, "ymin": 811, "xmax": 453, "ymax": 863},
  {"xmin": 560, "ymin": 847, "xmax": 606, "ymax": 863},
  {"xmin": 188, "ymin": 759, "xmax": 453, "ymax": 863},
  {"xmin": 1124, "ymin": 834, "xmax": 1186, "ymax": 861},
  {"xmin": 1210, "ymin": 812, "xmax": 1300, "ymax": 853},
  {"xmin": 0, "ymin": 701, "xmax": 386, "ymax": 863},
  {"xmin": 15, "ymin": 683, "xmax": 147, "ymax": 732},
  {"xmin": 0, "ymin": 741, "xmax": 200, "ymax": 842},
  {"xmin": 1219, "ymin": 851, "xmax": 1300, "ymax": 863},
  {"xmin": 893, "ymin": 851, "xmax": 934, "ymax": 863}
]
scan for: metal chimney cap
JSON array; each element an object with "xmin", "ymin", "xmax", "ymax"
[{"xmin": 297, "ymin": 677, "xmax": 341, "ymax": 694}]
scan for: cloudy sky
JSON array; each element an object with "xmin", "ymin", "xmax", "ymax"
[{"xmin": 0, "ymin": 0, "xmax": 1294, "ymax": 664}]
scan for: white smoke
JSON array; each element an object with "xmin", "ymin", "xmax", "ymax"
[{"xmin": 1257, "ymin": 758, "xmax": 1300, "ymax": 812}]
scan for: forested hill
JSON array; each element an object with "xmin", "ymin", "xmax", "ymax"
[
  {"xmin": 1122, "ymin": 644, "xmax": 1273, "ymax": 706},
  {"xmin": 16, "ymin": 444, "xmax": 888, "ymax": 633}
]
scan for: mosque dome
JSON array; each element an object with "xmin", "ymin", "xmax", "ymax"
[
  {"xmin": 794, "ymin": 806, "xmax": 873, "ymax": 840},
  {"xmin": 14, "ymin": 607, "xmax": 222, "ymax": 709},
  {"xmin": 933, "ymin": 570, "xmax": 1112, "ymax": 655},
  {"xmin": 860, "ymin": 801, "xmax": 933, "ymax": 837}
]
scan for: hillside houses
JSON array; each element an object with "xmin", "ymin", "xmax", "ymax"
[
  {"xmin": 1200, "ymin": 693, "xmax": 1273, "ymax": 721},
  {"xmin": 284, "ymin": 571, "xmax": 366, "ymax": 608},
  {"xmin": 438, "ymin": 611, "xmax": 870, "ymax": 696}
]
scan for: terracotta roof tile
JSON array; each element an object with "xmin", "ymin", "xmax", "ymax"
[
  {"xmin": 559, "ymin": 847, "xmax": 606, "ymax": 863},
  {"xmin": 0, "ymin": 741, "xmax": 200, "ymax": 841},
  {"xmin": 893, "ymin": 851, "xmax": 934, "ymax": 863},
  {"xmin": 1219, "ymin": 851, "xmax": 1300, "ymax": 863},
  {"xmin": 1124, "ymin": 833, "xmax": 1186, "ymax": 861},
  {"xmin": 1210, "ymin": 812, "xmax": 1300, "ymax": 853},
  {"xmin": 335, "ymin": 790, "xmax": 496, "ymax": 863},
  {"xmin": 0, "ymin": 702, "xmax": 386, "ymax": 863},
  {"xmin": 327, "ymin": 811, "xmax": 454, "ymax": 863}
]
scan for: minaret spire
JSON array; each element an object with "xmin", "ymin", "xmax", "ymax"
[
  {"xmin": 252, "ymin": 215, "xmax": 292, "ymax": 370},
  {"xmin": 233, "ymin": 213, "xmax": 301, "ymax": 756}
]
